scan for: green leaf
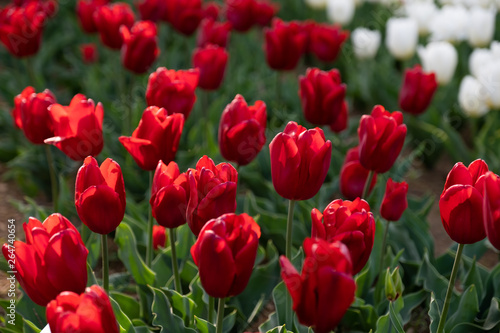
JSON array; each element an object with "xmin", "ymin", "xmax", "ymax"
[
  {"xmin": 429, "ymin": 293, "xmax": 441, "ymax": 333},
  {"xmin": 14, "ymin": 294, "xmax": 46, "ymax": 329},
  {"xmin": 150, "ymin": 287, "xmax": 196, "ymax": 333},
  {"xmin": 161, "ymin": 287, "xmax": 197, "ymax": 327},
  {"xmin": 388, "ymin": 301, "xmax": 405, "ymax": 333},
  {"xmin": 341, "ymin": 301, "xmax": 378, "ymax": 332},
  {"xmin": 445, "ymin": 285, "xmax": 479, "ymax": 332},
  {"xmin": 416, "ymin": 252, "xmax": 450, "ymax": 305},
  {"xmin": 400, "ymin": 290, "xmax": 428, "ymax": 325},
  {"xmin": 265, "ymin": 325, "xmax": 288, "ymax": 333},
  {"xmin": 110, "ymin": 292, "xmax": 141, "ymax": 321},
  {"xmin": 259, "ymin": 312, "xmax": 280, "ymax": 333},
  {"xmin": 109, "ymin": 297, "xmax": 135, "ymax": 333},
  {"xmin": 272, "ymin": 281, "xmax": 288, "ymax": 327},
  {"xmin": 22, "ymin": 320, "xmax": 41, "ymax": 333},
  {"xmin": 193, "ymin": 309, "xmax": 236, "ymax": 333}
]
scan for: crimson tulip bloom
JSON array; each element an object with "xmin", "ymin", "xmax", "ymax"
[
  {"xmin": 136, "ymin": 0, "xmax": 167, "ymax": 22},
  {"xmin": 150, "ymin": 160, "xmax": 190, "ymax": 229},
  {"xmin": 197, "ymin": 18, "xmax": 231, "ymax": 48},
  {"xmin": 165, "ymin": 0, "xmax": 203, "ymax": 36},
  {"xmin": 153, "ymin": 225, "xmax": 167, "ymax": 250},
  {"xmin": 307, "ymin": 22, "xmax": 348, "ymax": 62},
  {"xmin": 191, "ymin": 213, "xmax": 261, "ymax": 298},
  {"xmin": 339, "ymin": 146, "xmax": 377, "ymax": 200},
  {"xmin": 80, "ymin": 43, "xmax": 98, "ymax": 63},
  {"xmin": 264, "ymin": 19, "xmax": 307, "ymax": 71},
  {"xmin": 225, "ymin": 0, "xmax": 256, "ymax": 32},
  {"xmin": 1, "ymin": 214, "xmax": 88, "ymax": 306},
  {"xmin": 329, "ymin": 101, "xmax": 348, "ymax": 133},
  {"xmin": 75, "ymin": 156, "xmax": 126, "ymax": 235},
  {"xmin": 280, "ymin": 238, "xmax": 355, "ymax": 333},
  {"xmin": 119, "ymin": 106, "xmax": 184, "ymax": 171},
  {"xmin": 483, "ymin": 172, "xmax": 500, "ymax": 251},
  {"xmin": 192, "ymin": 44, "xmax": 228, "ymax": 90},
  {"xmin": 203, "ymin": 1, "xmax": 221, "ymax": 21},
  {"xmin": 93, "ymin": 3, "xmax": 135, "ymax": 49},
  {"xmin": 358, "ymin": 105, "xmax": 407, "ymax": 174},
  {"xmin": 380, "ymin": 178, "xmax": 408, "ymax": 221},
  {"xmin": 299, "ymin": 67, "xmax": 347, "ymax": 126},
  {"xmin": 46, "ymin": 285, "xmax": 119, "ymax": 333},
  {"xmin": 254, "ymin": 0, "xmax": 278, "ymax": 26},
  {"xmin": 186, "ymin": 156, "xmax": 238, "ymax": 236},
  {"xmin": 311, "ymin": 198, "xmax": 375, "ymax": 275},
  {"xmin": 45, "ymin": 94, "xmax": 104, "ymax": 160},
  {"xmin": 120, "ymin": 20, "xmax": 160, "ymax": 74},
  {"xmin": 269, "ymin": 121, "xmax": 332, "ymax": 201},
  {"xmin": 146, "ymin": 67, "xmax": 199, "ymax": 119},
  {"xmin": 399, "ymin": 65, "xmax": 437, "ymax": 115},
  {"xmin": 76, "ymin": 0, "xmax": 109, "ymax": 33},
  {"xmin": 440, "ymin": 159, "xmax": 488, "ymax": 244}
]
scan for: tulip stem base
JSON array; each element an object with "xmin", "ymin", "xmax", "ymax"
[
  {"xmin": 216, "ymin": 297, "xmax": 226, "ymax": 333},
  {"xmin": 146, "ymin": 171, "xmax": 154, "ymax": 268},
  {"xmin": 285, "ymin": 199, "xmax": 296, "ymax": 329},
  {"xmin": 436, "ymin": 243, "xmax": 464, "ymax": 333},
  {"xmin": 45, "ymin": 145, "xmax": 58, "ymax": 212},
  {"xmin": 362, "ymin": 170, "xmax": 375, "ymax": 199},
  {"xmin": 169, "ymin": 227, "xmax": 182, "ymax": 294},
  {"xmin": 379, "ymin": 219, "xmax": 390, "ymax": 274},
  {"xmin": 208, "ymin": 296, "xmax": 215, "ymax": 324},
  {"xmin": 101, "ymin": 234, "xmax": 109, "ymax": 293}
]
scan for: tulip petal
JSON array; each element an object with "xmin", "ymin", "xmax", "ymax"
[
  {"xmin": 152, "ymin": 184, "xmax": 187, "ymax": 228},
  {"xmin": 77, "ymin": 185, "xmax": 124, "ymax": 234}
]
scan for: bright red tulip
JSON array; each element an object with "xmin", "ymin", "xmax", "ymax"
[
  {"xmin": 358, "ymin": 105, "xmax": 407, "ymax": 174},
  {"xmin": 197, "ymin": 18, "xmax": 231, "ymax": 48},
  {"xmin": 483, "ymin": 172, "xmax": 500, "ymax": 251},
  {"xmin": 269, "ymin": 121, "xmax": 332, "ymax": 200},
  {"xmin": 165, "ymin": 0, "xmax": 203, "ymax": 36},
  {"xmin": 2, "ymin": 214, "xmax": 88, "ymax": 306},
  {"xmin": 280, "ymin": 238, "xmax": 355, "ymax": 333},
  {"xmin": 440, "ymin": 159, "xmax": 488, "ymax": 244},
  {"xmin": 45, "ymin": 94, "xmax": 104, "ymax": 160},
  {"xmin": 80, "ymin": 43, "xmax": 98, "ymax": 63},
  {"xmin": 399, "ymin": 65, "xmax": 437, "ymax": 115},
  {"xmin": 191, "ymin": 213, "xmax": 261, "ymax": 298},
  {"xmin": 153, "ymin": 225, "xmax": 167, "ymax": 250},
  {"xmin": 311, "ymin": 198, "xmax": 375, "ymax": 275},
  {"xmin": 120, "ymin": 20, "xmax": 160, "ymax": 74},
  {"xmin": 380, "ymin": 178, "xmax": 408, "ymax": 221},
  {"xmin": 264, "ymin": 19, "xmax": 307, "ymax": 71},
  {"xmin": 146, "ymin": 67, "xmax": 199, "ymax": 119},
  {"xmin": 339, "ymin": 146, "xmax": 377, "ymax": 200},
  {"xmin": 46, "ymin": 285, "xmax": 119, "ymax": 333},
  {"xmin": 136, "ymin": 0, "xmax": 167, "ymax": 22},
  {"xmin": 75, "ymin": 156, "xmax": 126, "ymax": 235},
  {"xmin": 119, "ymin": 106, "xmax": 184, "ymax": 171},
  {"xmin": 93, "ymin": 3, "xmax": 135, "ymax": 49},
  {"xmin": 76, "ymin": 0, "xmax": 109, "ymax": 33},
  {"xmin": 192, "ymin": 44, "xmax": 229, "ymax": 90},
  {"xmin": 186, "ymin": 156, "xmax": 238, "ymax": 236},
  {"xmin": 329, "ymin": 101, "xmax": 348, "ymax": 133},
  {"xmin": 307, "ymin": 22, "xmax": 348, "ymax": 63}
]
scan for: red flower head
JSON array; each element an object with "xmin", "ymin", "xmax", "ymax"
[
  {"xmin": 197, "ymin": 18, "xmax": 231, "ymax": 48},
  {"xmin": 269, "ymin": 121, "xmax": 332, "ymax": 200},
  {"xmin": 46, "ymin": 285, "xmax": 119, "ymax": 333},
  {"xmin": 218, "ymin": 94, "xmax": 267, "ymax": 166},
  {"xmin": 280, "ymin": 238, "xmax": 355, "ymax": 333},
  {"xmin": 358, "ymin": 105, "xmax": 407, "ymax": 174},
  {"xmin": 307, "ymin": 22, "xmax": 348, "ymax": 63},
  {"xmin": 80, "ymin": 43, "xmax": 98, "ymax": 63},
  {"xmin": 399, "ymin": 64, "xmax": 438, "ymax": 115},
  {"xmin": 146, "ymin": 67, "xmax": 199, "ymax": 119},
  {"xmin": 253, "ymin": 0, "xmax": 279, "ymax": 27},
  {"xmin": 191, "ymin": 213, "xmax": 261, "ymax": 298},
  {"xmin": 45, "ymin": 94, "xmax": 104, "ymax": 161},
  {"xmin": 380, "ymin": 178, "xmax": 408, "ymax": 221},
  {"xmin": 93, "ymin": 3, "xmax": 135, "ymax": 49},
  {"xmin": 440, "ymin": 159, "xmax": 488, "ymax": 244},
  {"xmin": 76, "ymin": 0, "xmax": 109, "ymax": 33},
  {"xmin": 329, "ymin": 100, "xmax": 348, "ymax": 133},
  {"xmin": 165, "ymin": 0, "xmax": 203, "ymax": 36},
  {"xmin": 483, "ymin": 172, "xmax": 500, "ymax": 251},
  {"xmin": 311, "ymin": 198, "xmax": 375, "ymax": 274},
  {"xmin": 224, "ymin": 0, "xmax": 256, "ymax": 32},
  {"xmin": 119, "ymin": 106, "xmax": 184, "ymax": 171},
  {"xmin": 75, "ymin": 156, "xmax": 126, "ymax": 235},
  {"xmin": 339, "ymin": 146, "xmax": 377, "ymax": 200},
  {"xmin": 203, "ymin": 1, "xmax": 221, "ymax": 21},
  {"xmin": 136, "ymin": 0, "xmax": 167, "ymax": 22},
  {"xmin": 264, "ymin": 19, "xmax": 307, "ymax": 71},
  {"xmin": 120, "ymin": 20, "xmax": 160, "ymax": 74},
  {"xmin": 153, "ymin": 225, "xmax": 167, "ymax": 250},
  {"xmin": 2, "ymin": 213, "xmax": 88, "ymax": 306},
  {"xmin": 192, "ymin": 44, "xmax": 229, "ymax": 90},
  {"xmin": 186, "ymin": 156, "xmax": 238, "ymax": 236}
]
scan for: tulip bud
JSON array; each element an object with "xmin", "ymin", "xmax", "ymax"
[
  {"xmin": 380, "ymin": 178, "xmax": 408, "ymax": 222},
  {"xmin": 385, "ymin": 17, "xmax": 418, "ymax": 60},
  {"xmin": 404, "ymin": 2, "xmax": 437, "ymax": 36},
  {"xmin": 458, "ymin": 76, "xmax": 489, "ymax": 117},
  {"xmin": 203, "ymin": 1, "xmax": 221, "ymax": 20},
  {"xmin": 264, "ymin": 19, "xmax": 307, "ymax": 71},
  {"xmin": 153, "ymin": 225, "xmax": 167, "ymax": 250},
  {"xmin": 399, "ymin": 65, "xmax": 438, "ymax": 115},
  {"xmin": 165, "ymin": 0, "xmax": 203, "ymax": 36},
  {"xmin": 483, "ymin": 172, "xmax": 500, "ymax": 251},
  {"xmin": 80, "ymin": 43, "xmax": 98, "ymax": 63},
  {"xmin": 469, "ymin": 48, "xmax": 494, "ymax": 79},
  {"xmin": 76, "ymin": 0, "xmax": 109, "ymax": 33},
  {"xmin": 476, "ymin": 59, "xmax": 500, "ymax": 110},
  {"xmin": 254, "ymin": 0, "xmax": 279, "ymax": 27},
  {"xmin": 351, "ymin": 28, "xmax": 381, "ymax": 60},
  {"xmin": 385, "ymin": 267, "xmax": 403, "ymax": 302},
  {"xmin": 326, "ymin": 0, "xmax": 355, "ymax": 26},
  {"xmin": 339, "ymin": 146, "xmax": 377, "ymax": 200},
  {"xmin": 93, "ymin": 3, "xmax": 135, "ymax": 49},
  {"xmin": 429, "ymin": 5, "xmax": 468, "ymax": 43},
  {"xmin": 307, "ymin": 23, "xmax": 349, "ymax": 63},
  {"xmin": 418, "ymin": 41, "xmax": 458, "ymax": 85},
  {"xmin": 467, "ymin": 6, "xmax": 496, "ymax": 48},
  {"xmin": 120, "ymin": 21, "xmax": 160, "ymax": 74},
  {"xmin": 192, "ymin": 44, "xmax": 229, "ymax": 90},
  {"xmin": 197, "ymin": 18, "xmax": 232, "ymax": 48},
  {"xmin": 136, "ymin": 0, "xmax": 167, "ymax": 22}
]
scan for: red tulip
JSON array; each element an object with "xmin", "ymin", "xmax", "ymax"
[
  {"xmin": 136, "ymin": 0, "xmax": 167, "ymax": 22},
  {"xmin": 186, "ymin": 155, "xmax": 238, "ymax": 236},
  {"xmin": 120, "ymin": 20, "xmax": 160, "ymax": 74},
  {"xmin": 399, "ymin": 65, "xmax": 437, "ymax": 115},
  {"xmin": 329, "ymin": 101, "xmax": 348, "ymax": 133},
  {"xmin": 165, "ymin": 0, "xmax": 203, "ymax": 36},
  {"xmin": 119, "ymin": 106, "xmax": 184, "ymax": 171},
  {"xmin": 93, "ymin": 3, "xmax": 135, "ymax": 49},
  {"xmin": 46, "ymin": 285, "xmax": 119, "ymax": 333},
  {"xmin": 191, "ymin": 213, "xmax": 261, "ymax": 298},
  {"xmin": 358, "ymin": 105, "xmax": 407, "ymax": 174},
  {"xmin": 254, "ymin": 0, "xmax": 279, "ymax": 27},
  {"xmin": 440, "ymin": 159, "xmax": 488, "ymax": 244},
  {"xmin": 153, "ymin": 225, "xmax": 167, "ymax": 250},
  {"xmin": 76, "ymin": 0, "xmax": 109, "ymax": 33},
  {"xmin": 483, "ymin": 172, "xmax": 500, "ymax": 251},
  {"xmin": 299, "ymin": 67, "xmax": 347, "ymax": 126},
  {"xmin": 218, "ymin": 94, "xmax": 267, "ymax": 166},
  {"xmin": 146, "ymin": 67, "xmax": 199, "ymax": 119},
  {"xmin": 75, "ymin": 156, "xmax": 126, "ymax": 235},
  {"xmin": 311, "ymin": 198, "xmax": 375, "ymax": 274},
  {"xmin": 192, "ymin": 44, "xmax": 228, "ymax": 90},
  {"xmin": 224, "ymin": 0, "xmax": 256, "ymax": 32},
  {"xmin": 307, "ymin": 22, "xmax": 348, "ymax": 63},
  {"xmin": 150, "ymin": 160, "xmax": 189, "ymax": 229},
  {"xmin": 280, "ymin": 238, "xmax": 355, "ymax": 333},
  {"xmin": 380, "ymin": 178, "xmax": 408, "ymax": 221},
  {"xmin": 269, "ymin": 121, "xmax": 332, "ymax": 201},
  {"xmin": 1, "ymin": 214, "xmax": 88, "ymax": 306},
  {"xmin": 197, "ymin": 18, "xmax": 231, "ymax": 48},
  {"xmin": 45, "ymin": 94, "xmax": 104, "ymax": 161},
  {"xmin": 80, "ymin": 43, "xmax": 98, "ymax": 63},
  {"xmin": 264, "ymin": 19, "xmax": 307, "ymax": 71},
  {"xmin": 339, "ymin": 146, "xmax": 377, "ymax": 200},
  {"xmin": 203, "ymin": 1, "xmax": 221, "ymax": 21}
]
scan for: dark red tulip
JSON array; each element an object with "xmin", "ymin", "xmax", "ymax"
[
  {"xmin": 119, "ymin": 106, "xmax": 184, "ymax": 171},
  {"xmin": 203, "ymin": 1, "xmax": 221, "ymax": 20},
  {"xmin": 483, "ymin": 172, "xmax": 500, "ymax": 251},
  {"xmin": 150, "ymin": 160, "xmax": 189, "ymax": 229},
  {"xmin": 45, "ymin": 94, "xmax": 104, "ymax": 161},
  {"xmin": 11, "ymin": 86, "xmax": 29, "ymax": 129},
  {"xmin": 165, "ymin": 0, "xmax": 203, "ymax": 36},
  {"xmin": 253, "ymin": 0, "xmax": 279, "ymax": 26},
  {"xmin": 76, "ymin": 0, "xmax": 109, "ymax": 33},
  {"xmin": 399, "ymin": 64, "xmax": 438, "ymax": 115},
  {"xmin": 339, "ymin": 146, "xmax": 377, "ymax": 200},
  {"xmin": 440, "ymin": 159, "xmax": 488, "ymax": 244},
  {"xmin": 358, "ymin": 105, "xmax": 407, "ymax": 174},
  {"xmin": 197, "ymin": 18, "xmax": 231, "ymax": 48},
  {"xmin": 46, "ymin": 285, "xmax": 119, "ymax": 333},
  {"xmin": 280, "ymin": 238, "xmax": 355, "ymax": 333},
  {"xmin": 2, "ymin": 214, "xmax": 88, "ymax": 306},
  {"xmin": 153, "ymin": 225, "xmax": 167, "ymax": 250},
  {"xmin": 191, "ymin": 213, "xmax": 261, "ymax": 298},
  {"xmin": 380, "ymin": 178, "xmax": 408, "ymax": 221},
  {"xmin": 93, "ymin": 3, "xmax": 135, "ymax": 49},
  {"xmin": 80, "ymin": 43, "xmax": 98, "ymax": 63},
  {"xmin": 120, "ymin": 20, "xmax": 160, "ymax": 74},
  {"xmin": 136, "ymin": 0, "xmax": 167, "ymax": 22},
  {"xmin": 186, "ymin": 156, "xmax": 238, "ymax": 236},
  {"xmin": 307, "ymin": 22, "xmax": 348, "ymax": 63},
  {"xmin": 311, "ymin": 198, "xmax": 375, "ymax": 275},
  {"xmin": 264, "ymin": 19, "xmax": 307, "ymax": 71},
  {"xmin": 329, "ymin": 101, "xmax": 348, "ymax": 133},
  {"xmin": 224, "ymin": 0, "xmax": 256, "ymax": 32},
  {"xmin": 75, "ymin": 156, "xmax": 126, "ymax": 235},
  {"xmin": 269, "ymin": 121, "xmax": 332, "ymax": 201},
  {"xmin": 299, "ymin": 67, "xmax": 347, "ymax": 126},
  {"xmin": 146, "ymin": 67, "xmax": 199, "ymax": 119},
  {"xmin": 192, "ymin": 44, "xmax": 228, "ymax": 90}
]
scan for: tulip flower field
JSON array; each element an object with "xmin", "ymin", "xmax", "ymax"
[{"xmin": 1, "ymin": 0, "xmax": 500, "ymax": 332}]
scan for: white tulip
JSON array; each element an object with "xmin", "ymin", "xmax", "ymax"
[
  {"xmin": 476, "ymin": 59, "xmax": 500, "ymax": 109},
  {"xmin": 491, "ymin": 41, "xmax": 500, "ymax": 57},
  {"xmin": 469, "ymin": 48, "xmax": 495, "ymax": 78},
  {"xmin": 351, "ymin": 28, "xmax": 381, "ymax": 60},
  {"xmin": 429, "ymin": 5, "xmax": 468, "ymax": 42},
  {"xmin": 385, "ymin": 17, "xmax": 419, "ymax": 60},
  {"xmin": 418, "ymin": 41, "xmax": 458, "ymax": 85},
  {"xmin": 458, "ymin": 76, "xmax": 490, "ymax": 116},
  {"xmin": 467, "ymin": 6, "xmax": 497, "ymax": 48},
  {"xmin": 405, "ymin": 2, "xmax": 438, "ymax": 35},
  {"xmin": 326, "ymin": 0, "xmax": 355, "ymax": 26},
  {"xmin": 305, "ymin": 0, "xmax": 328, "ymax": 9}
]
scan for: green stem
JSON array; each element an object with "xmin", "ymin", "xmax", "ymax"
[
  {"xmin": 276, "ymin": 71, "xmax": 281, "ymax": 105},
  {"xmin": 379, "ymin": 219, "xmax": 390, "ymax": 274},
  {"xmin": 285, "ymin": 199, "xmax": 295, "ymax": 329},
  {"xmin": 24, "ymin": 57, "xmax": 38, "ymax": 89},
  {"xmin": 169, "ymin": 227, "xmax": 182, "ymax": 294},
  {"xmin": 436, "ymin": 243, "xmax": 464, "ymax": 333},
  {"xmin": 45, "ymin": 145, "xmax": 58, "ymax": 212},
  {"xmin": 362, "ymin": 170, "xmax": 375, "ymax": 199},
  {"xmin": 101, "ymin": 234, "xmax": 109, "ymax": 293},
  {"xmin": 215, "ymin": 297, "xmax": 226, "ymax": 333},
  {"xmin": 146, "ymin": 171, "xmax": 154, "ymax": 267},
  {"xmin": 208, "ymin": 296, "xmax": 215, "ymax": 324}
]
